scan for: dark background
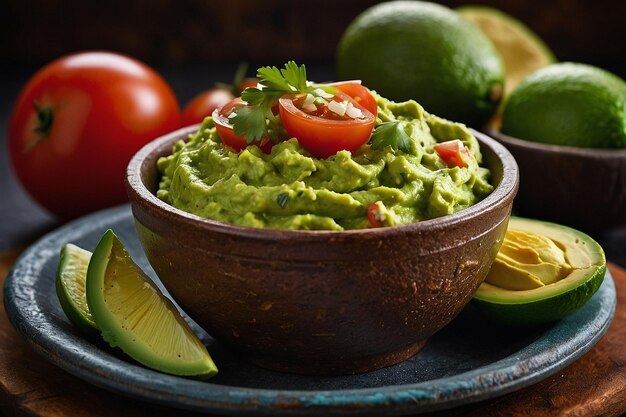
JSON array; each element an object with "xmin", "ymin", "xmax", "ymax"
[
  {"xmin": 3, "ymin": 0, "xmax": 626, "ymax": 71},
  {"xmin": 1, "ymin": 0, "xmax": 625, "ymax": 262}
]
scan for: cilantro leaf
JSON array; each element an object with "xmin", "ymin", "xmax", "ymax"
[
  {"xmin": 230, "ymin": 106, "xmax": 267, "ymax": 143},
  {"xmin": 231, "ymin": 61, "xmax": 311, "ymax": 144},
  {"xmin": 239, "ymin": 87, "xmax": 265, "ymax": 106},
  {"xmin": 370, "ymin": 122, "xmax": 412, "ymax": 153},
  {"xmin": 241, "ymin": 88, "xmax": 283, "ymax": 107},
  {"xmin": 256, "ymin": 61, "xmax": 308, "ymax": 93},
  {"xmin": 281, "ymin": 61, "xmax": 308, "ymax": 92},
  {"xmin": 257, "ymin": 66, "xmax": 293, "ymax": 92}
]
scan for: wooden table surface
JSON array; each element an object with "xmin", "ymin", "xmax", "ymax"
[{"xmin": 1, "ymin": 248, "xmax": 625, "ymax": 417}]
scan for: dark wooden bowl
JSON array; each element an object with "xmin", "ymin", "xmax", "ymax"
[
  {"xmin": 487, "ymin": 127, "xmax": 626, "ymax": 236},
  {"xmin": 126, "ymin": 126, "xmax": 518, "ymax": 375}
]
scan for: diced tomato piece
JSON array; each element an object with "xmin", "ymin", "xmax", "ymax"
[
  {"xmin": 434, "ymin": 139, "xmax": 471, "ymax": 168},
  {"xmin": 367, "ymin": 201, "xmax": 385, "ymax": 228}
]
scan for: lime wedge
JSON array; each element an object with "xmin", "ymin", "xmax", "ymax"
[
  {"xmin": 86, "ymin": 230, "xmax": 218, "ymax": 378},
  {"xmin": 56, "ymin": 243, "xmax": 99, "ymax": 336},
  {"xmin": 458, "ymin": 6, "xmax": 556, "ymax": 96}
]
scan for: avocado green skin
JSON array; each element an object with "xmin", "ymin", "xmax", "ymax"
[
  {"xmin": 473, "ymin": 263, "xmax": 605, "ymax": 327},
  {"xmin": 337, "ymin": 1, "xmax": 505, "ymax": 128},
  {"xmin": 55, "ymin": 244, "xmax": 100, "ymax": 339},
  {"xmin": 502, "ymin": 62, "xmax": 626, "ymax": 149}
]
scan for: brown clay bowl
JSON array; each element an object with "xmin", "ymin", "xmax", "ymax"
[
  {"xmin": 126, "ymin": 126, "xmax": 518, "ymax": 375},
  {"xmin": 487, "ymin": 127, "xmax": 626, "ymax": 236}
]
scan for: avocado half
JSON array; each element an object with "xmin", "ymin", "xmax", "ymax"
[{"xmin": 473, "ymin": 217, "xmax": 606, "ymax": 326}]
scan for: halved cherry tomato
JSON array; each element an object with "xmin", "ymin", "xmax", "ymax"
[
  {"xmin": 278, "ymin": 91, "xmax": 375, "ymax": 158},
  {"xmin": 324, "ymin": 81, "xmax": 378, "ymax": 117},
  {"xmin": 433, "ymin": 139, "xmax": 471, "ymax": 168},
  {"xmin": 212, "ymin": 98, "xmax": 272, "ymax": 153},
  {"xmin": 181, "ymin": 88, "xmax": 234, "ymax": 126}
]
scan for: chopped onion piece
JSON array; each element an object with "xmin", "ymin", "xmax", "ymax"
[
  {"xmin": 328, "ymin": 100, "xmax": 347, "ymax": 116},
  {"xmin": 228, "ymin": 112, "xmax": 237, "ymax": 119},
  {"xmin": 312, "ymin": 88, "xmax": 334, "ymax": 99},
  {"xmin": 256, "ymin": 83, "xmax": 265, "ymax": 90},
  {"xmin": 303, "ymin": 94, "xmax": 315, "ymax": 106},
  {"xmin": 301, "ymin": 94, "xmax": 317, "ymax": 112},
  {"xmin": 345, "ymin": 102, "xmax": 363, "ymax": 119}
]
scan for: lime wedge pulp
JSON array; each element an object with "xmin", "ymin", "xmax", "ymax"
[
  {"xmin": 86, "ymin": 230, "xmax": 218, "ymax": 378},
  {"xmin": 56, "ymin": 243, "xmax": 99, "ymax": 336}
]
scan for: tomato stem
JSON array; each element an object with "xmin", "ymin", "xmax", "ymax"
[{"xmin": 24, "ymin": 101, "xmax": 55, "ymax": 152}]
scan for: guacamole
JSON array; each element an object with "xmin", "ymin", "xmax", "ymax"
[{"xmin": 156, "ymin": 95, "xmax": 493, "ymax": 230}]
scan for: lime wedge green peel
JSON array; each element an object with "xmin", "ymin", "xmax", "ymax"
[
  {"xmin": 56, "ymin": 230, "xmax": 218, "ymax": 378},
  {"xmin": 85, "ymin": 230, "xmax": 217, "ymax": 378},
  {"xmin": 56, "ymin": 244, "xmax": 99, "ymax": 337},
  {"xmin": 458, "ymin": 5, "xmax": 556, "ymax": 96}
]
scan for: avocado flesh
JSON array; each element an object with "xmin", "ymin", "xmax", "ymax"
[
  {"xmin": 475, "ymin": 217, "xmax": 605, "ymax": 304},
  {"xmin": 485, "ymin": 228, "xmax": 573, "ymax": 290}
]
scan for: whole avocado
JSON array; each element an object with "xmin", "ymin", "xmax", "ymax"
[
  {"xmin": 336, "ymin": 0, "xmax": 505, "ymax": 128},
  {"xmin": 501, "ymin": 62, "xmax": 626, "ymax": 149}
]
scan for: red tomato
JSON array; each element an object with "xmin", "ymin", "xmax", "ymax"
[
  {"xmin": 278, "ymin": 91, "xmax": 376, "ymax": 158},
  {"xmin": 212, "ymin": 98, "xmax": 272, "ymax": 153},
  {"xmin": 238, "ymin": 78, "xmax": 259, "ymax": 92},
  {"xmin": 181, "ymin": 88, "xmax": 234, "ymax": 126},
  {"xmin": 325, "ymin": 81, "xmax": 378, "ymax": 117},
  {"xmin": 181, "ymin": 76, "xmax": 259, "ymax": 126},
  {"xmin": 433, "ymin": 140, "xmax": 471, "ymax": 168},
  {"xmin": 8, "ymin": 51, "xmax": 181, "ymax": 219}
]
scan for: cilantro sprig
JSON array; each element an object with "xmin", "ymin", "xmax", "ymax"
[
  {"xmin": 230, "ymin": 61, "xmax": 312, "ymax": 143},
  {"xmin": 370, "ymin": 122, "xmax": 412, "ymax": 153}
]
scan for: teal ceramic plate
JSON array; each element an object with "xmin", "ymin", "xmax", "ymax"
[{"xmin": 4, "ymin": 205, "xmax": 616, "ymax": 416}]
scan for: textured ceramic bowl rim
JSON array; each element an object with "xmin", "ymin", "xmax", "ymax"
[
  {"xmin": 127, "ymin": 125, "xmax": 519, "ymax": 240},
  {"xmin": 487, "ymin": 126, "xmax": 626, "ymax": 159}
]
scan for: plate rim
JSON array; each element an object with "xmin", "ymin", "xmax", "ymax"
[{"xmin": 3, "ymin": 205, "xmax": 617, "ymax": 416}]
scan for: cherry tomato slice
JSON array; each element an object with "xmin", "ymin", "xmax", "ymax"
[
  {"xmin": 278, "ymin": 91, "xmax": 375, "ymax": 158},
  {"xmin": 433, "ymin": 139, "xmax": 471, "ymax": 168},
  {"xmin": 212, "ymin": 98, "xmax": 272, "ymax": 153},
  {"xmin": 324, "ymin": 81, "xmax": 378, "ymax": 117}
]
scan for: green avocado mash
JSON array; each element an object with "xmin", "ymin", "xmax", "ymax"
[{"xmin": 156, "ymin": 94, "xmax": 493, "ymax": 230}]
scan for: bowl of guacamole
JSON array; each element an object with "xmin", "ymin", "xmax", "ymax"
[
  {"xmin": 156, "ymin": 95, "xmax": 494, "ymax": 231},
  {"xmin": 126, "ymin": 66, "xmax": 518, "ymax": 375}
]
